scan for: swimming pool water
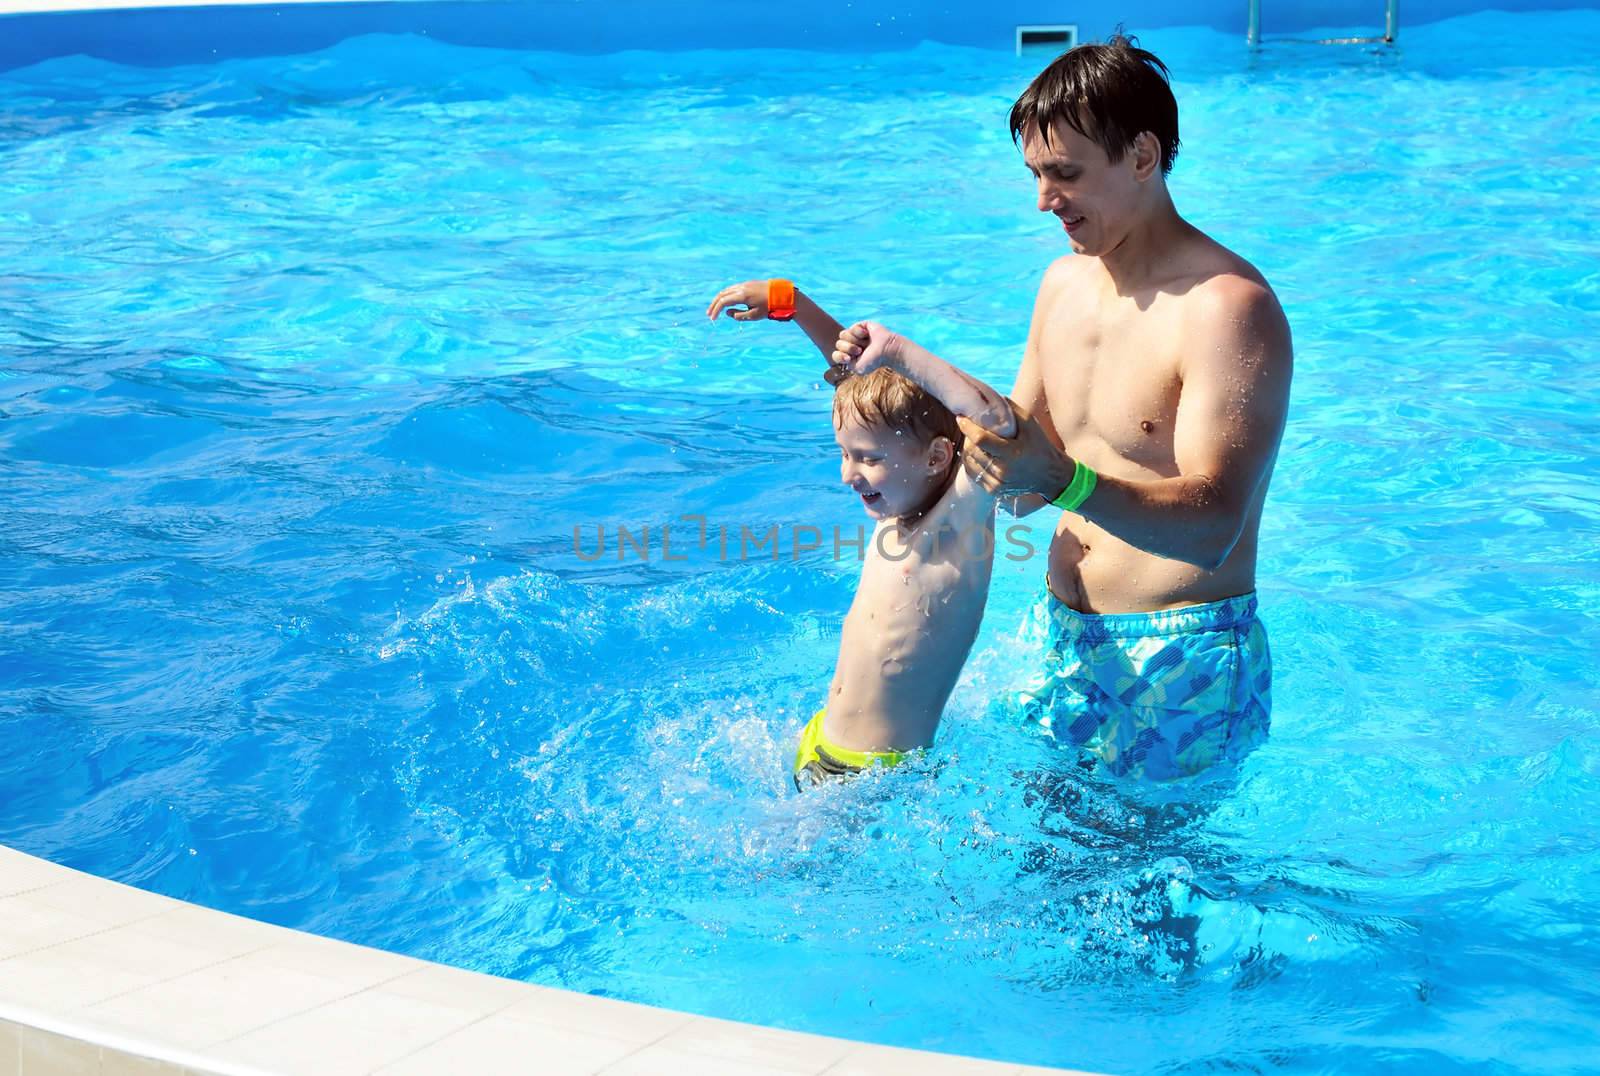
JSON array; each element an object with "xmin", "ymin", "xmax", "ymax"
[{"xmin": 3, "ymin": 9, "xmax": 1599, "ymax": 1072}]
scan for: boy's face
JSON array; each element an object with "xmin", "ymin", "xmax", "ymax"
[{"xmin": 834, "ymin": 414, "xmax": 953, "ymax": 522}]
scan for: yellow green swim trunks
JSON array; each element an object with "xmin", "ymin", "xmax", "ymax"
[
  {"xmin": 793, "ymin": 709, "xmax": 906, "ymax": 791},
  {"xmin": 1013, "ymin": 589, "xmax": 1271, "ymax": 781}
]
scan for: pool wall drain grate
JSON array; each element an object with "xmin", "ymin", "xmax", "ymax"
[{"xmin": 1015, "ymin": 23, "xmax": 1079, "ymax": 55}]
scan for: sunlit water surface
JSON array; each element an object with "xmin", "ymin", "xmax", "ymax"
[{"xmin": 3, "ymin": 10, "xmax": 1599, "ymax": 1072}]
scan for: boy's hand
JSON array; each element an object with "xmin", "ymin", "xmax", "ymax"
[
  {"xmin": 831, "ymin": 321, "xmax": 898, "ymax": 378},
  {"xmin": 707, "ymin": 280, "xmax": 776, "ymax": 321}
]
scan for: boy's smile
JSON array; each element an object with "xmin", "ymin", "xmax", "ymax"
[{"xmin": 834, "ymin": 415, "xmax": 953, "ymax": 523}]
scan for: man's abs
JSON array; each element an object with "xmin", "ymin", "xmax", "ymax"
[{"xmin": 1045, "ymin": 512, "xmax": 1259, "ymax": 613}]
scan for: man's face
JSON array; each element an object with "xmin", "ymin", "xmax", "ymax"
[
  {"xmin": 1021, "ymin": 119, "xmax": 1149, "ymax": 257},
  {"xmin": 834, "ymin": 414, "xmax": 950, "ymax": 523}
]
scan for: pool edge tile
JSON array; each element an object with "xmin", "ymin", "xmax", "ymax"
[
  {"xmin": 16, "ymin": 1024, "xmax": 100, "ymax": 1075},
  {"xmin": 1, "ymin": 1018, "xmax": 22, "ymax": 1076},
  {"xmin": 0, "ymin": 848, "xmax": 76, "ymax": 900},
  {"xmin": 371, "ymin": 1011, "xmax": 640, "ymax": 1075},
  {"xmin": 823, "ymin": 1041, "xmax": 1029, "ymax": 1075},
  {"xmin": 0, "ymin": 843, "xmax": 1100, "ymax": 1076},
  {"xmin": 648, "ymin": 1015, "xmax": 852, "ymax": 1073},
  {"xmin": 207, "ymin": 986, "xmax": 488, "ymax": 1076},
  {"xmin": 497, "ymin": 983, "xmax": 695, "ymax": 1045}
]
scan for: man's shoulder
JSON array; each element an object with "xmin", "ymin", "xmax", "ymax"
[
  {"xmin": 1039, "ymin": 253, "xmax": 1088, "ymax": 294},
  {"xmin": 1181, "ymin": 256, "xmax": 1288, "ymax": 343},
  {"xmin": 1173, "ymin": 231, "xmax": 1278, "ymax": 307},
  {"xmin": 1175, "ymin": 257, "xmax": 1294, "ymax": 382},
  {"xmin": 1044, "ymin": 252, "xmax": 1080, "ymax": 275},
  {"xmin": 1029, "ymin": 255, "xmax": 1094, "ymax": 326}
]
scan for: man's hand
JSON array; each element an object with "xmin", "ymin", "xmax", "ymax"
[
  {"xmin": 956, "ymin": 401, "xmax": 1074, "ymax": 500},
  {"xmin": 706, "ymin": 280, "xmax": 775, "ymax": 321},
  {"xmin": 831, "ymin": 321, "xmax": 900, "ymax": 379}
]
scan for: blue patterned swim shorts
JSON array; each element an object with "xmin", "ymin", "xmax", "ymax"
[{"xmin": 1013, "ymin": 588, "xmax": 1271, "ymax": 781}]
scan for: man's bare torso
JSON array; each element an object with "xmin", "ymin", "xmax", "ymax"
[{"xmin": 1034, "ymin": 231, "xmax": 1280, "ymax": 612}]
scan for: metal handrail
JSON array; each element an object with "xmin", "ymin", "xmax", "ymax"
[{"xmin": 1247, "ymin": 0, "xmax": 1398, "ymax": 46}]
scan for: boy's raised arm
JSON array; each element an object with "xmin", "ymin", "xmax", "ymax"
[
  {"xmin": 707, "ymin": 279, "xmax": 848, "ymax": 379},
  {"xmin": 834, "ymin": 321, "xmax": 1017, "ymax": 439}
]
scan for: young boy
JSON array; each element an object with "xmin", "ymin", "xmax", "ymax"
[{"xmin": 706, "ymin": 279, "xmax": 1017, "ymax": 789}]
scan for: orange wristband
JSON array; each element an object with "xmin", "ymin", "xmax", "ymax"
[{"xmin": 767, "ymin": 279, "xmax": 796, "ymax": 321}]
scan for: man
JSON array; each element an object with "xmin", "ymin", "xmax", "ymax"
[{"xmin": 961, "ymin": 36, "xmax": 1293, "ymax": 781}]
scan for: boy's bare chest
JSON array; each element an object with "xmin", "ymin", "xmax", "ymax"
[
  {"xmin": 846, "ymin": 521, "xmax": 983, "ymax": 623},
  {"xmin": 1037, "ymin": 292, "xmax": 1185, "ymax": 473}
]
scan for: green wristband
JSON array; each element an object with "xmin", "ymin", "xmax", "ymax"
[{"xmin": 1051, "ymin": 460, "xmax": 1097, "ymax": 512}]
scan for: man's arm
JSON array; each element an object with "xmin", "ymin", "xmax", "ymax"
[
  {"xmin": 960, "ymin": 279, "xmax": 1292, "ymax": 570},
  {"xmin": 1001, "ymin": 259, "xmax": 1071, "ymax": 517},
  {"xmin": 1086, "ymin": 282, "xmax": 1291, "ymax": 569}
]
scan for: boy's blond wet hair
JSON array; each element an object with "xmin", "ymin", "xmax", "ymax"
[{"xmin": 832, "ymin": 368, "xmax": 963, "ymax": 454}]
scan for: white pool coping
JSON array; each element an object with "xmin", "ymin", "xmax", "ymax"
[{"xmin": 0, "ymin": 843, "xmax": 1096, "ymax": 1075}]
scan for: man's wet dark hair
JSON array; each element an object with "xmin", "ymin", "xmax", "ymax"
[{"xmin": 1009, "ymin": 32, "xmax": 1180, "ymax": 177}]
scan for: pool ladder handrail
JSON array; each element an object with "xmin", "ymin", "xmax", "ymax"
[{"xmin": 1247, "ymin": 0, "xmax": 1398, "ymax": 45}]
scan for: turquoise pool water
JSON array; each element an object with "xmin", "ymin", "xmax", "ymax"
[{"xmin": 3, "ymin": 10, "xmax": 1599, "ymax": 1071}]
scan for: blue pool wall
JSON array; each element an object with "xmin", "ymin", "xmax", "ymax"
[{"xmin": 2, "ymin": 0, "xmax": 1597, "ymax": 72}]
